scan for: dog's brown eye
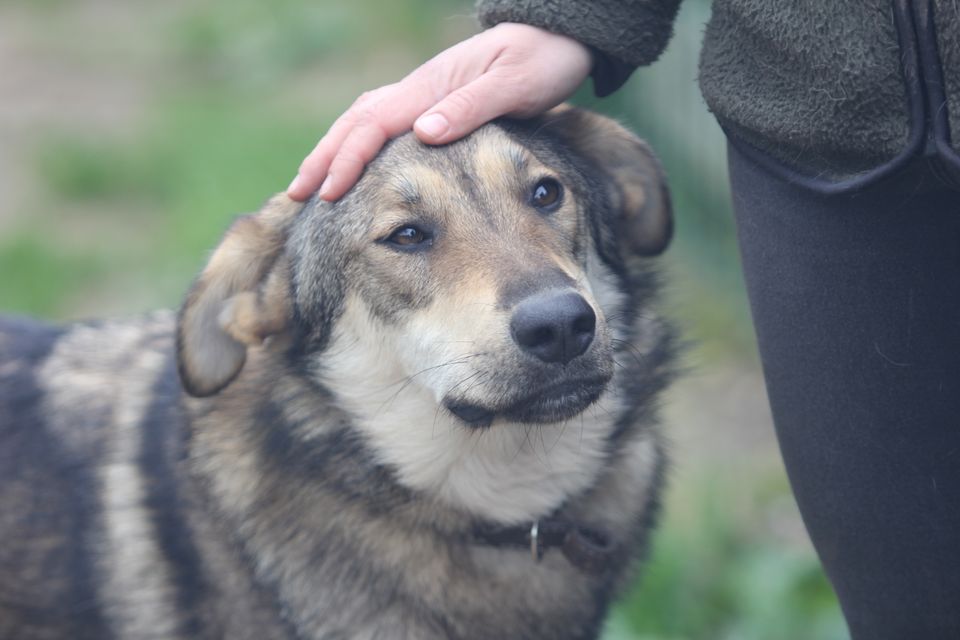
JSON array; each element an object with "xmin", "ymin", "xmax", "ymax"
[
  {"xmin": 384, "ymin": 225, "xmax": 433, "ymax": 250},
  {"xmin": 530, "ymin": 178, "xmax": 563, "ymax": 212}
]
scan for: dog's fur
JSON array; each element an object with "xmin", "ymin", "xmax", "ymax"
[{"xmin": 0, "ymin": 106, "xmax": 674, "ymax": 640}]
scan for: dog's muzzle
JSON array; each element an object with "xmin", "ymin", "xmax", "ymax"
[{"xmin": 445, "ymin": 290, "xmax": 610, "ymax": 428}]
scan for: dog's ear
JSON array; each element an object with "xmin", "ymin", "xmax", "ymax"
[
  {"xmin": 546, "ymin": 105, "xmax": 672, "ymax": 260},
  {"xmin": 177, "ymin": 194, "xmax": 304, "ymax": 397}
]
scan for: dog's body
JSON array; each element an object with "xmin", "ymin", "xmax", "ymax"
[{"xmin": 0, "ymin": 107, "xmax": 674, "ymax": 640}]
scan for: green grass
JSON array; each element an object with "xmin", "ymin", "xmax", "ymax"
[
  {"xmin": 0, "ymin": 232, "xmax": 106, "ymax": 317},
  {"xmin": 19, "ymin": 97, "xmax": 329, "ymax": 316},
  {"xmin": 169, "ymin": 1, "xmax": 361, "ymax": 85}
]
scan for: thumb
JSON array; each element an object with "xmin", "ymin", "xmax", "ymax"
[{"xmin": 414, "ymin": 73, "xmax": 529, "ymax": 145}]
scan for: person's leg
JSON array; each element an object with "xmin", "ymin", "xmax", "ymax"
[{"xmin": 728, "ymin": 144, "xmax": 960, "ymax": 638}]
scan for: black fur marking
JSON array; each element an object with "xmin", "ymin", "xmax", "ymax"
[
  {"xmin": 255, "ymin": 395, "xmax": 414, "ymax": 515},
  {"xmin": 608, "ymin": 305, "xmax": 677, "ymax": 448},
  {"xmin": 139, "ymin": 355, "xmax": 211, "ymax": 638},
  {"xmin": 288, "ymin": 196, "xmax": 349, "ymax": 353},
  {"xmin": 0, "ymin": 317, "xmax": 112, "ymax": 639}
]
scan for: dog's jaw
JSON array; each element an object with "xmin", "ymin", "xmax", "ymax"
[
  {"xmin": 315, "ymin": 294, "xmax": 620, "ymax": 525},
  {"xmin": 444, "ymin": 374, "xmax": 610, "ymax": 428}
]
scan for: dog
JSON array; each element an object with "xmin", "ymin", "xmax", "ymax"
[{"xmin": 0, "ymin": 105, "xmax": 674, "ymax": 640}]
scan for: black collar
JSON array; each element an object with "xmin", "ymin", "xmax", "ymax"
[{"xmin": 471, "ymin": 517, "xmax": 617, "ymax": 575}]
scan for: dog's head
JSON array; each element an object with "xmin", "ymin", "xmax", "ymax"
[{"xmin": 177, "ymin": 106, "xmax": 671, "ymax": 522}]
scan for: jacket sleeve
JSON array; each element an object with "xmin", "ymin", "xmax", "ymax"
[{"xmin": 476, "ymin": 0, "xmax": 683, "ymax": 96}]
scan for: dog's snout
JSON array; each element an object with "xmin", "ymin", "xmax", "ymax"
[{"xmin": 510, "ymin": 291, "xmax": 596, "ymax": 365}]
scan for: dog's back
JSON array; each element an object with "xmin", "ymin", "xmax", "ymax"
[
  {"xmin": 0, "ymin": 316, "xmax": 95, "ymax": 638},
  {"xmin": 0, "ymin": 314, "xmax": 182, "ymax": 639}
]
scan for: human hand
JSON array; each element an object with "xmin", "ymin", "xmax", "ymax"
[{"xmin": 287, "ymin": 22, "xmax": 592, "ymax": 202}]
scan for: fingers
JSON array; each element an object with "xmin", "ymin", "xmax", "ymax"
[
  {"xmin": 412, "ymin": 25, "xmax": 591, "ymax": 145},
  {"xmin": 413, "ymin": 70, "xmax": 533, "ymax": 145},
  {"xmin": 319, "ymin": 104, "xmax": 394, "ymax": 201},
  {"xmin": 288, "ymin": 61, "xmax": 453, "ymax": 201},
  {"xmin": 289, "ymin": 72, "xmax": 510, "ymax": 201},
  {"xmin": 288, "ymin": 86, "xmax": 408, "ymax": 201},
  {"xmin": 287, "ymin": 23, "xmax": 591, "ymax": 203},
  {"xmin": 287, "ymin": 32, "xmax": 503, "ymax": 202}
]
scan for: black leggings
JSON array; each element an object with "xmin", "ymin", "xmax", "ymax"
[{"xmin": 729, "ymin": 142, "xmax": 960, "ymax": 638}]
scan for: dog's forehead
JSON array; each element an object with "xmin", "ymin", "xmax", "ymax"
[{"xmin": 375, "ymin": 126, "xmax": 540, "ymax": 202}]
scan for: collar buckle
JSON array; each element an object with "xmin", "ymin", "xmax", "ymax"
[{"xmin": 529, "ymin": 520, "xmax": 542, "ymax": 562}]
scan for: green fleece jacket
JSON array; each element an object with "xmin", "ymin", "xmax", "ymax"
[{"xmin": 477, "ymin": 0, "xmax": 960, "ymax": 182}]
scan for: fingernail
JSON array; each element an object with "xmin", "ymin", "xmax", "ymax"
[
  {"xmin": 318, "ymin": 174, "xmax": 333, "ymax": 198},
  {"xmin": 416, "ymin": 113, "xmax": 449, "ymax": 139},
  {"xmin": 287, "ymin": 175, "xmax": 303, "ymax": 194}
]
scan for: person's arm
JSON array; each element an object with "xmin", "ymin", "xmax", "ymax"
[{"xmin": 287, "ymin": 1, "xmax": 682, "ymax": 202}]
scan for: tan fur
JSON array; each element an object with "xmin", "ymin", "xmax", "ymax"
[
  {"xmin": 178, "ymin": 194, "xmax": 303, "ymax": 396},
  {"xmin": 219, "ymin": 256, "xmax": 292, "ymax": 347}
]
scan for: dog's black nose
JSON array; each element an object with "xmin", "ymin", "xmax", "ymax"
[{"xmin": 510, "ymin": 291, "xmax": 596, "ymax": 365}]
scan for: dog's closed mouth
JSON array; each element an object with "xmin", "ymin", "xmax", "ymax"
[
  {"xmin": 445, "ymin": 376, "xmax": 610, "ymax": 428},
  {"xmin": 445, "ymin": 402, "xmax": 497, "ymax": 428}
]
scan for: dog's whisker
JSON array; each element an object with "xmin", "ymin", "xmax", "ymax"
[
  {"xmin": 388, "ymin": 353, "xmax": 483, "ymax": 388},
  {"xmin": 584, "ymin": 395, "xmax": 617, "ymax": 422},
  {"xmin": 370, "ymin": 353, "xmax": 487, "ymax": 414},
  {"xmin": 546, "ymin": 416, "xmax": 572, "ymax": 455},
  {"xmin": 611, "ymin": 338, "xmax": 649, "ymax": 369},
  {"xmin": 512, "ymin": 423, "xmax": 536, "ymax": 464},
  {"xmin": 427, "ymin": 370, "xmax": 487, "ymax": 436},
  {"xmin": 467, "ymin": 417, "xmax": 490, "ymax": 456},
  {"xmin": 444, "ymin": 370, "xmax": 485, "ymax": 398},
  {"xmin": 536, "ymin": 425, "xmax": 553, "ymax": 469}
]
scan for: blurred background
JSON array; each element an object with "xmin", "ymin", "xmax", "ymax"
[{"xmin": 0, "ymin": 0, "xmax": 848, "ymax": 638}]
